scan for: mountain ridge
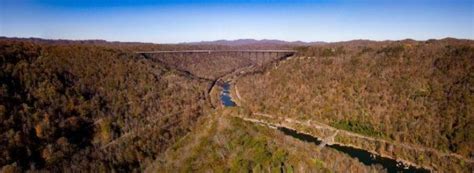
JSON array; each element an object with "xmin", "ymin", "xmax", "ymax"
[{"xmin": 180, "ymin": 39, "xmax": 327, "ymax": 46}]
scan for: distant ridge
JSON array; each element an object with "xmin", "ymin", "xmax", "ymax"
[
  {"xmin": 181, "ymin": 39, "xmax": 326, "ymax": 46},
  {"xmin": 2, "ymin": 37, "xmax": 468, "ymax": 46}
]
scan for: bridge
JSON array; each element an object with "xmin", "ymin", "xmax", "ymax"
[
  {"xmin": 136, "ymin": 49, "xmax": 297, "ymax": 58},
  {"xmin": 135, "ymin": 49, "xmax": 296, "ymax": 53}
]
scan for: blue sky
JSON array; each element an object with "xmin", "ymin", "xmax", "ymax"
[{"xmin": 1, "ymin": 0, "xmax": 473, "ymax": 43}]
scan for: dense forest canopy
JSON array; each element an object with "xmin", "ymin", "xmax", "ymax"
[
  {"xmin": 236, "ymin": 38, "xmax": 474, "ymax": 171},
  {"xmin": 0, "ymin": 38, "xmax": 211, "ymax": 171},
  {"xmin": 0, "ymin": 37, "xmax": 301, "ymax": 172},
  {"xmin": 1, "ymin": 37, "xmax": 472, "ymax": 172}
]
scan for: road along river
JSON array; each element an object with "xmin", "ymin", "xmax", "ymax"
[{"xmin": 220, "ymin": 83, "xmax": 430, "ymax": 172}]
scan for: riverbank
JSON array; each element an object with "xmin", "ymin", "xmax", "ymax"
[
  {"xmin": 219, "ymin": 82, "xmax": 431, "ymax": 172},
  {"xmin": 231, "ymin": 113, "xmax": 433, "ymax": 172}
]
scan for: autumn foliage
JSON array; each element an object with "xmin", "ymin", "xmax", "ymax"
[
  {"xmin": 237, "ymin": 38, "xmax": 474, "ymax": 162},
  {"xmin": 0, "ymin": 39, "xmax": 211, "ymax": 171}
]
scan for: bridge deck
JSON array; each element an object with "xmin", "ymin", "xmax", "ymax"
[{"xmin": 136, "ymin": 50, "xmax": 297, "ymax": 54}]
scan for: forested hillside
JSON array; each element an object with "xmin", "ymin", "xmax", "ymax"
[
  {"xmin": 150, "ymin": 108, "xmax": 385, "ymax": 172},
  {"xmin": 236, "ymin": 39, "xmax": 474, "ymax": 171},
  {"xmin": 0, "ymin": 39, "xmax": 210, "ymax": 171},
  {"xmin": 2, "ymin": 37, "xmax": 472, "ymax": 172}
]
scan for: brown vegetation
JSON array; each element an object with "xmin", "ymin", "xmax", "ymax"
[
  {"xmin": 145, "ymin": 52, "xmax": 288, "ymax": 80},
  {"xmin": 0, "ymin": 39, "xmax": 210, "ymax": 171},
  {"xmin": 153, "ymin": 108, "xmax": 385, "ymax": 172},
  {"xmin": 237, "ymin": 38, "xmax": 474, "ymax": 171},
  {"xmin": 2, "ymin": 37, "xmax": 472, "ymax": 172}
]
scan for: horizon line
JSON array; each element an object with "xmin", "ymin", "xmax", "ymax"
[{"xmin": 1, "ymin": 36, "xmax": 472, "ymax": 45}]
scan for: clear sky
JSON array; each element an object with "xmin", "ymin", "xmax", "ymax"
[{"xmin": 1, "ymin": 0, "xmax": 473, "ymax": 43}]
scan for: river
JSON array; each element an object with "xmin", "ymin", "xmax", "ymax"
[
  {"xmin": 278, "ymin": 127, "xmax": 429, "ymax": 173},
  {"xmin": 219, "ymin": 83, "xmax": 429, "ymax": 172},
  {"xmin": 220, "ymin": 82, "xmax": 236, "ymax": 107}
]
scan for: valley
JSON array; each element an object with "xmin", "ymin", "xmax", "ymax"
[{"xmin": 1, "ymin": 37, "xmax": 473, "ymax": 172}]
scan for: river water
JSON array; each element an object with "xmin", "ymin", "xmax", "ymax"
[
  {"xmin": 220, "ymin": 82, "xmax": 236, "ymax": 107},
  {"xmin": 278, "ymin": 127, "xmax": 430, "ymax": 173},
  {"xmin": 219, "ymin": 83, "xmax": 429, "ymax": 172}
]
